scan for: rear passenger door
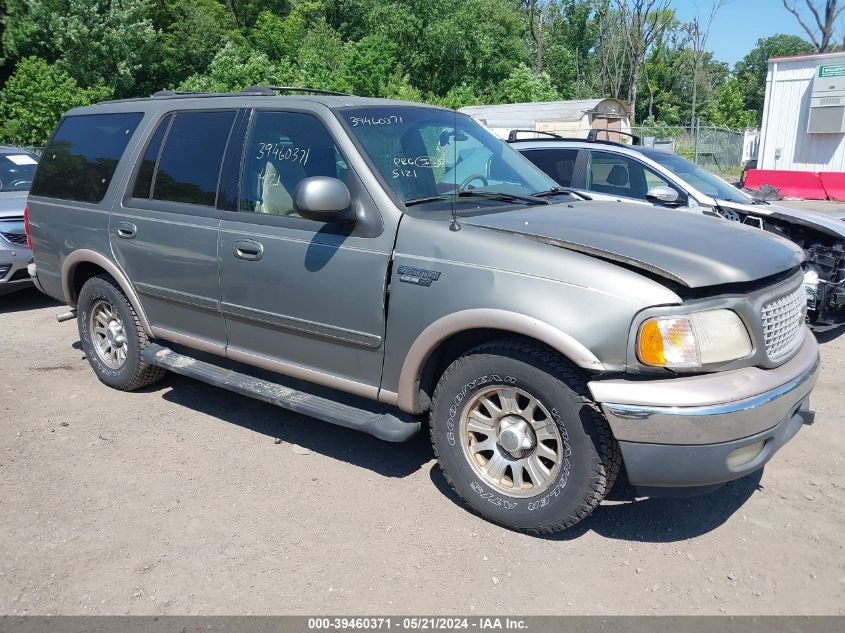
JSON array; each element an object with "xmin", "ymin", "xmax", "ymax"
[
  {"xmin": 519, "ymin": 148, "xmax": 585, "ymax": 190},
  {"xmin": 217, "ymin": 109, "xmax": 392, "ymax": 396},
  {"xmin": 111, "ymin": 109, "xmax": 239, "ymax": 351}
]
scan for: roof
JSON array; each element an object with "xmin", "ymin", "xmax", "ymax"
[
  {"xmin": 67, "ymin": 88, "xmax": 453, "ymax": 116},
  {"xmin": 459, "ymin": 98, "xmax": 630, "ymax": 124},
  {"xmin": 769, "ymin": 50, "xmax": 845, "ymax": 63},
  {"xmin": 510, "ymin": 138, "xmax": 651, "ymax": 154}
]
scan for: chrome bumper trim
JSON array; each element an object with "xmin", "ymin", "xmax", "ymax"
[{"xmin": 593, "ymin": 334, "xmax": 820, "ymax": 445}]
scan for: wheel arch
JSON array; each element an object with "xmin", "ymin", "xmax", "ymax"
[
  {"xmin": 61, "ymin": 249, "xmax": 153, "ymax": 337},
  {"xmin": 396, "ymin": 309, "xmax": 604, "ymax": 414}
]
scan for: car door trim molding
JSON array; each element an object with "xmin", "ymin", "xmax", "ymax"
[
  {"xmin": 397, "ymin": 308, "xmax": 604, "ymax": 413},
  {"xmin": 226, "ymin": 345, "xmax": 379, "ymax": 400},
  {"xmin": 136, "ymin": 282, "xmax": 220, "ymax": 313},
  {"xmin": 150, "ymin": 326, "xmax": 227, "ymax": 356},
  {"xmin": 221, "ymin": 302, "xmax": 383, "ymax": 349},
  {"xmin": 61, "ymin": 249, "xmax": 154, "ymax": 337}
]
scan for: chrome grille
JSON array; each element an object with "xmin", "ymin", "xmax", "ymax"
[
  {"xmin": 761, "ymin": 286, "xmax": 806, "ymax": 361},
  {"xmin": 0, "ymin": 231, "xmax": 28, "ymax": 246}
]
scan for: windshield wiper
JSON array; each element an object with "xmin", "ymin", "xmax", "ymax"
[
  {"xmin": 531, "ymin": 187, "xmax": 591, "ymax": 200},
  {"xmin": 404, "ymin": 190, "xmax": 549, "ymax": 207}
]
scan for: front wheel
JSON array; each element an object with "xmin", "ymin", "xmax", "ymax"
[{"xmin": 429, "ymin": 340, "xmax": 620, "ymax": 534}]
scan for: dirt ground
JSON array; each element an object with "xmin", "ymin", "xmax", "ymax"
[{"xmin": 1, "ymin": 287, "xmax": 843, "ymax": 616}]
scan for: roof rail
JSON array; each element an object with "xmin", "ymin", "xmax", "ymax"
[
  {"xmin": 241, "ymin": 85, "xmax": 352, "ymax": 97},
  {"xmin": 148, "ymin": 86, "xmax": 353, "ymax": 99},
  {"xmin": 586, "ymin": 129, "xmax": 641, "ymax": 146},
  {"xmin": 506, "ymin": 129, "xmax": 564, "ymax": 142},
  {"xmin": 506, "ymin": 128, "xmax": 643, "ymax": 147}
]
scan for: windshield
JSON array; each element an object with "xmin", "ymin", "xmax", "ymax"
[
  {"xmin": 646, "ymin": 150, "xmax": 752, "ymax": 204},
  {"xmin": 339, "ymin": 106, "xmax": 565, "ymax": 210},
  {"xmin": 0, "ymin": 151, "xmax": 38, "ymax": 192}
]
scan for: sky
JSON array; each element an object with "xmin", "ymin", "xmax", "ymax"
[{"xmin": 672, "ymin": 0, "xmax": 843, "ymax": 67}]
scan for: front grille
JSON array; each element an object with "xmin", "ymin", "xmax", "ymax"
[
  {"xmin": 0, "ymin": 231, "xmax": 28, "ymax": 247},
  {"xmin": 0, "ymin": 264, "xmax": 10, "ymax": 279},
  {"xmin": 8, "ymin": 269, "xmax": 29, "ymax": 282},
  {"xmin": 761, "ymin": 286, "xmax": 806, "ymax": 361}
]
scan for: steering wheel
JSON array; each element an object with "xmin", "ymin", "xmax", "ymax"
[
  {"xmin": 8, "ymin": 179, "xmax": 31, "ymax": 190},
  {"xmin": 459, "ymin": 173, "xmax": 488, "ymax": 191}
]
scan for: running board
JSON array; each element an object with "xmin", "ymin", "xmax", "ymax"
[{"xmin": 142, "ymin": 344, "xmax": 421, "ymax": 442}]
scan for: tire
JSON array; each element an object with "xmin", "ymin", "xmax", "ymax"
[
  {"xmin": 429, "ymin": 339, "xmax": 621, "ymax": 534},
  {"xmin": 77, "ymin": 274, "xmax": 165, "ymax": 391}
]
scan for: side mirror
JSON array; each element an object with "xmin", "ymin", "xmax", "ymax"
[
  {"xmin": 293, "ymin": 177, "xmax": 354, "ymax": 223},
  {"xmin": 646, "ymin": 185, "xmax": 683, "ymax": 206}
]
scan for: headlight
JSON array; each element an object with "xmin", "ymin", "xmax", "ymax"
[{"xmin": 637, "ymin": 309, "xmax": 752, "ymax": 368}]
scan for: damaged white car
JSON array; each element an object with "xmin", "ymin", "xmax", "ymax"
[{"xmin": 508, "ymin": 132, "xmax": 845, "ymax": 324}]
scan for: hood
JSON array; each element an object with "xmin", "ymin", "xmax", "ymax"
[
  {"xmin": 462, "ymin": 201, "xmax": 803, "ymax": 288},
  {"xmin": 0, "ymin": 191, "xmax": 28, "ymax": 220},
  {"xmin": 717, "ymin": 199, "xmax": 845, "ymax": 240}
]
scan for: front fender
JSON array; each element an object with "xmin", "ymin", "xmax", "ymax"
[{"xmin": 393, "ymin": 308, "xmax": 603, "ymax": 413}]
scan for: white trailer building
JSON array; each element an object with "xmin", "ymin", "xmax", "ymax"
[
  {"xmin": 758, "ymin": 50, "xmax": 845, "ymax": 172},
  {"xmin": 459, "ymin": 98, "xmax": 631, "ymax": 141}
]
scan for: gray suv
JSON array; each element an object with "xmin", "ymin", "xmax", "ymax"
[{"xmin": 27, "ymin": 88, "xmax": 819, "ymax": 533}]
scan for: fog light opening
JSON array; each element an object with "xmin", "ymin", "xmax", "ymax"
[{"xmin": 726, "ymin": 441, "xmax": 766, "ymax": 470}]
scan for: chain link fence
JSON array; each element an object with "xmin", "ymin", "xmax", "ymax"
[{"xmin": 631, "ymin": 122, "xmax": 750, "ymax": 181}]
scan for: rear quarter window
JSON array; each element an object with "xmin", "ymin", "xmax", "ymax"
[{"xmin": 30, "ymin": 112, "xmax": 144, "ymax": 203}]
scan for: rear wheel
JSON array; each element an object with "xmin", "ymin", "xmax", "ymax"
[
  {"xmin": 77, "ymin": 274, "xmax": 165, "ymax": 391},
  {"xmin": 429, "ymin": 340, "xmax": 620, "ymax": 534}
]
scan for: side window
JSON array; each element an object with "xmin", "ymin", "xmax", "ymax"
[
  {"xmin": 643, "ymin": 166, "xmax": 672, "ymax": 190},
  {"xmin": 240, "ymin": 111, "xmax": 347, "ymax": 217},
  {"xmin": 131, "ymin": 114, "xmax": 172, "ymax": 199},
  {"xmin": 521, "ymin": 149, "xmax": 578, "ymax": 187},
  {"xmin": 587, "ymin": 151, "xmax": 651, "ymax": 200},
  {"xmin": 30, "ymin": 112, "xmax": 143, "ymax": 203},
  {"xmin": 151, "ymin": 110, "xmax": 236, "ymax": 206}
]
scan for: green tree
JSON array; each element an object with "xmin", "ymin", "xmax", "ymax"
[
  {"xmin": 343, "ymin": 35, "xmax": 398, "ymax": 97},
  {"xmin": 222, "ymin": 0, "xmax": 291, "ymax": 29},
  {"xmin": 434, "ymin": 83, "xmax": 483, "ymax": 109},
  {"xmin": 2, "ymin": 0, "xmax": 158, "ymax": 97},
  {"xmin": 709, "ymin": 76, "xmax": 757, "ymax": 129},
  {"xmin": 144, "ymin": 0, "xmax": 237, "ymax": 92},
  {"xmin": 251, "ymin": 0, "xmax": 327, "ymax": 61},
  {"xmin": 542, "ymin": 0, "xmax": 597, "ymax": 98},
  {"xmin": 294, "ymin": 20, "xmax": 348, "ymax": 91},
  {"xmin": 734, "ymin": 34, "xmax": 814, "ymax": 120},
  {"xmin": 0, "ymin": 57, "xmax": 111, "ymax": 145},
  {"xmin": 178, "ymin": 41, "xmax": 295, "ymax": 92},
  {"xmin": 495, "ymin": 64, "xmax": 560, "ymax": 103}
]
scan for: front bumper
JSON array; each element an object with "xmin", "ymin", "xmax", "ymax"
[
  {"xmin": 588, "ymin": 331, "xmax": 820, "ymax": 491},
  {"xmin": 0, "ymin": 240, "xmax": 33, "ymax": 295}
]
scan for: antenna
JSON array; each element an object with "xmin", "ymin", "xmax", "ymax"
[{"xmin": 449, "ymin": 46, "xmax": 460, "ymax": 232}]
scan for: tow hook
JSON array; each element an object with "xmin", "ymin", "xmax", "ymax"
[{"xmin": 56, "ymin": 309, "xmax": 77, "ymax": 323}]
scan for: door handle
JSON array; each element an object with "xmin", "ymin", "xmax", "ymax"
[
  {"xmin": 233, "ymin": 239, "xmax": 264, "ymax": 261},
  {"xmin": 114, "ymin": 221, "xmax": 137, "ymax": 239}
]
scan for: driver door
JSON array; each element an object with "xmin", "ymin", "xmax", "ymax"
[{"xmin": 218, "ymin": 109, "xmax": 393, "ymax": 396}]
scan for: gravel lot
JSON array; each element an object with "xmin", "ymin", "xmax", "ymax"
[{"xmin": 1, "ymin": 287, "xmax": 844, "ymax": 615}]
